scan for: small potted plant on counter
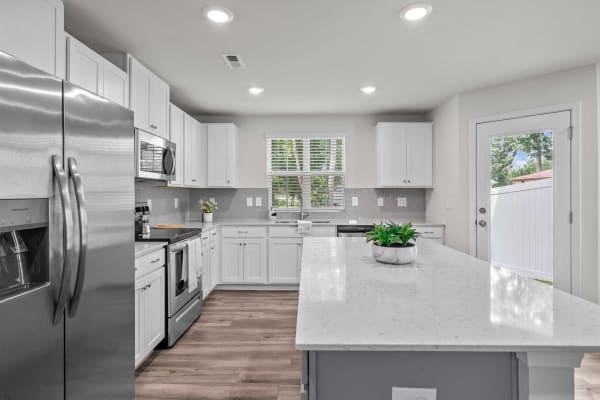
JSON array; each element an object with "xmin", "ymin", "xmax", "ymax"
[
  {"xmin": 366, "ymin": 222, "xmax": 421, "ymax": 265},
  {"xmin": 198, "ymin": 199, "xmax": 218, "ymax": 223}
]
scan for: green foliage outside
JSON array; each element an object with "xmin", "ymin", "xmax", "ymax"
[
  {"xmin": 270, "ymin": 138, "xmax": 344, "ymax": 209},
  {"xmin": 490, "ymin": 132, "xmax": 552, "ymax": 188}
]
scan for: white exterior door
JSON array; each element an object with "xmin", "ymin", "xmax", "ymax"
[{"xmin": 475, "ymin": 111, "xmax": 572, "ymax": 291}]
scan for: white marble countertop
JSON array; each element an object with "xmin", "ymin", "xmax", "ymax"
[
  {"xmin": 183, "ymin": 218, "xmax": 445, "ymax": 229},
  {"xmin": 295, "ymin": 237, "xmax": 600, "ymax": 352},
  {"xmin": 134, "ymin": 241, "xmax": 167, "ymax": 258}
]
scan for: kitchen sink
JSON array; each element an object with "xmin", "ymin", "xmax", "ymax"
[
  {"xmin": 312, "ymin": 221, "xmax": 331, "ymax": 224},
  {"xmin": 274, "ymin": 220, "xmax": 294, "ymax": 224},
  {"xmin": 273, "ymin": 220, "xmax": 331, "ymax": 224}
]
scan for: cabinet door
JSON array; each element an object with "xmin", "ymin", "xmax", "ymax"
[
  {"xmin": 169, "ymin": 104, "xmax": 185, "ymax": 186},
  {"xmin": 376, "ymin": 123, "xmax": 407, "ymax": 187},
  {"xmin": 243, "ymin": 238, "xmax": 267, "ymax": 283},
  {"xmin": 66, "ymin": 35, "xmax": 103, "ymax": 95},
  {"xmin": 142, "ymin": 268, "xmax": 165, "ymax": 353},
  {"xmin": 209, "ymin": 235, "xmax": 220, "ymax": 291},
  {"xmin": 134, "ymin": 278, "xmax": 144, "ymax": 368},
  {"xmin": 221, "ymin": 239, "xmax": 244, "ymax": 283},
  {"xmin": 0, "ymin": 0, "xmax": 65, "ymax": 78},
  {"xmin": 207, "ymin": 124, "xmax": 238, "ymax": 187},
  {"xmin": 148, "ymin": 76, "xmax": 169, "ymax": 139},
  {"xmin": 184, "ymin": 115, "xmax": 206, "ymax": 187},
  {"xmin": 268, "ymin": 238, "xmax": 302, "ymax": 284},
  {"xmin": 405, "ymin": 124, "xmax": 433, "ymax": 187},
  {"xmin": 130, "ymin": 58, "xmax": 151, "ymax": 131},
  {"xmin": 102, "ymin": 60, "xmax": 129, "ymax": 107},
  {"xmin": 201, "ymin": 238, "xmax": 211, "ymax": 297}
]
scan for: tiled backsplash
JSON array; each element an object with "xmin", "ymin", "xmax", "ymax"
[{"xmin": 136, "ymin": 182, "xmax": 427, "ymax": 223}]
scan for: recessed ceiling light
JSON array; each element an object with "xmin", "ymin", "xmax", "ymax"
[
  {"xmin": 400, "ymin": 3, "xmax": 432, "ymax": 21},
  {"xmin": 204, "ymin": 6, "xmax": 234, "ymax": 24},
  {"xmin": 360, "ymin": 86, "xmax": 376, "ymax": 95},
  {"xmin": 248, "ymin": 87, "xmax": 264, "ymax": 95}
]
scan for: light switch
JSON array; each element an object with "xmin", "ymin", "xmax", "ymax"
[
  {"xmin": 392, "ymin": 387, "xmax": 436, "ymax": 400},
  {"xmin": 397, "ymin": 197, "xmax": 407, "ymax": 207},
  {"xmin": 377, "ymin": 197, "xmax": 384, "ymax": 207},
  {"xmin": 246, "ymin": 197, "xmax": 253, "ymax": 207},
  {"xmin": 255, "ymin": 197, "xmax": 263, "ymax": 207},
  {"xmin": 147, "ymin": 199, "xmax": 152, "ymax": 211},
  {"xmin": 174, "ymin": 197, "xmax": 179, "ymax": 209},
  {"xmin": 351, "ymin": 196, "xmax": 359, "ymax": 207}
]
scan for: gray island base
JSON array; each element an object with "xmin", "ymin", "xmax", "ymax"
[{"xmin": 296, "ymin": 238, "xmax": 598, "ymax": 400}]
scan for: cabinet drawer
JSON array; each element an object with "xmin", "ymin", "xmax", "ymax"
[
  {"xmin": 221, "ymin": 226, "xmax": 267, "ymax": 238},
  {"xmin": 269, "ymin": 226, "xmax": 336, "ymax": 238},
  {"xmin": 135, "ymin": 248, "xmax": 166, "ymax": 279},
  {"xmin": 413, "ymin": 225, "xmax": 444, "ymax": 239}
]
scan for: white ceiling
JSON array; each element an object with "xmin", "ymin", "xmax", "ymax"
[{"xmin": 63, "ymin": 0, "xmax": 600, "ymax": 115}]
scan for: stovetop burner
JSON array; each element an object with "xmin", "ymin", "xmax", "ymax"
[{"xmin": 135, "ymin": 228, "xmax": 201, "ymax": 244}]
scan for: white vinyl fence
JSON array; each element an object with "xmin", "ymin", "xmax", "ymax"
[{"xmin": 490, "ymin": 178, "xmax": 553, "ymax": 282}]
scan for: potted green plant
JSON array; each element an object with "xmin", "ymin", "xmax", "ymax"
[
  {"xmin": 366, "ymin": 222, "xmax": 421, "ymax": 265},
  {"xmin": 198, "ymin": 199, "xmax": 218, "ymax": 223}
]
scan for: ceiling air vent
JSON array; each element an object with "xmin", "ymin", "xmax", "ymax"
[{"xmin": 222, "ymin": 54, "xmax": 245, "ymax": 69}]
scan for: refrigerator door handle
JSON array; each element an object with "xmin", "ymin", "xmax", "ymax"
[
  {"xmin": 67, "ymin": 158, "xmax": 88, "ymax": 318},
  {"xmin": 52, "ymin": 155, "xmax": 75, "ymax": 325}
]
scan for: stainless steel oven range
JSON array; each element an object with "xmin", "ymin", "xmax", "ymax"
[{"xmin": 136, "ymin": 227, "xmax": 203, "ymax": 347}]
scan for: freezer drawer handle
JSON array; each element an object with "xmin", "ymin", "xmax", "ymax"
[
  {"xmin": 67, "ymin": 158, "xmax": 89, "ymax": 318},
  {"xmin": 52, "ymin": 156, "xmax": 75, "ymax": 325}
]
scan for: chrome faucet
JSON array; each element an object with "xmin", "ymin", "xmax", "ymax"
[{"xmin": 298, "ymin": 193, "xmax": 309, "ymax": 221}]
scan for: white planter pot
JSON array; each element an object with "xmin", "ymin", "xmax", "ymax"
[
  {"xmin": 371, "ymin": 244, "xmax": 417, "ymax": 265},
  {"xmin": 203, "ymin": 212, "xmax": 213, "ymax": 223}
]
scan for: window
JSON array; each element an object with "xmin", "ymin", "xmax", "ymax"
[{"xmin": 267, "ymin": 137, "xmax": 345, "ymax": 210}]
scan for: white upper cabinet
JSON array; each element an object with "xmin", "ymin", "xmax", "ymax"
[
  {"xmin": 376, "ymin": 122, "xmax": 433, "ymax": 188},
  {"xmin": 207, "ymin": 123, "xmax": 239, "ymax": 188},
  {"xmin": 102, "ymin": 59, "xmax": 129, "ymax": 107},
  {"xmin": 66, "ymin": 34, "xmax": 103, "ymax": 94},
  {"xmin": 184, "ymin": 116, "xmax": 207, "ymax": 188},
  {"xmin": 0, "ymin": 0, "xmax": 65, "ymax": 78},
  {"xmin": 168, "ymin": 104, "xmax": 185, "ymax": 186},
  {"xmin": 65, "ymin": 34, "xmax": 129, "ymax": 108},
  {"xmin": 130, "ymin": 57, "xmax": 169, "ymax": 139}
]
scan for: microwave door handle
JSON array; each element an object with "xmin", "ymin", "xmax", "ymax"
[
  {"xmin": 52, "ymin": 156, "xmax": 75, "ymax": 325},
  {"xmin": 169, "ymin": 147, "xmax": 176, "ymax": 176},
  {"xmin": 67, "ymin": 158, "xmax": 88, "ymax": 318}
]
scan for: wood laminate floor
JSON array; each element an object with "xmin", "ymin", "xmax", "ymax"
[
  {"xmin": 136, "ymin": 290, "xmax": 301, "ymax": 400},
  {"xmin": 136, "ymin": 289, "xmax": 599, "ymax": 399}
]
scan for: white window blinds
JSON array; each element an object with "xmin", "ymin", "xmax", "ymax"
[{"xmin": 267, "ymin": 137, "xmax": 346, "ymax": 210}]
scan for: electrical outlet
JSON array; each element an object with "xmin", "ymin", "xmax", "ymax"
[
  {"xmin": 397, "ymin": 197, "xmax": 407, "ymax": 207},
  {"xmin": 377, "ymin": 197, "xmax": 384, "ymax": 207},
  {"xmin": 174, "ymin": 197, "xmax": 179, "ymax": 209},
  {"xmin": 255, "ymin": 197, "xmax": 262, "ymax": 207},
  {"xmin": 246, "ymin": 197, "xmax": 253, "ymax": 207},
  {"xmin": 147, "ymin": 199, "xmax": 152, "ymax": 211},
  {"xmin": 392, "ymin": 387, "xmax": 436, "ymax": 400},
  {"xmin": 351, "ymin": 196, "xmax": 359, "ymax": 207}
]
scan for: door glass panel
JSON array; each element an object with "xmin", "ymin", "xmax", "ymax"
[{"xmin": 488, "ymin": 130, "xmax": 554, "ymax": 284}]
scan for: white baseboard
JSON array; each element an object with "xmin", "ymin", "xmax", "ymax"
[{"xmin": 215, "ymin": 284, "xmax": 299, "ymax": 291}]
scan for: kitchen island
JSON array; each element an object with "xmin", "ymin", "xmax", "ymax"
[{"xmin": 296, "ymin": 237, "xmax": 600, "ymax": 400}]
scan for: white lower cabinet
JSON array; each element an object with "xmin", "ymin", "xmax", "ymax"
[
  {"xmin": 268, "ymin": 238, "xmax": 303, "ymax": 284},
  {"xmin": 209, "ymin": 232, "xmax": 220, "ymax": 292},
  {"xmin": 135, "ymin": 250, "xmax": 166, "ymax": 369},
  {"xmin": 221, "ymin": 227, "xmax": 267, "ymax": 284},
  {"xmin": 200, "ymin": 228, "xmax": 220, "ymax": 297}
]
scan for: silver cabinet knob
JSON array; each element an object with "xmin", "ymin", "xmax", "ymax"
[
  {"xmin": 478, "ymin": 220, "xmax": 487, "ymax": 227},
  {"xmin": 479, "ymin": 207, "xmax": 487, "ymax": 214}
]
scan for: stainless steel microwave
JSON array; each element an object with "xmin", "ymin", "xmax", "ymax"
[{"xmin": 135, "ymin": 129, "xmax": 176, "ymax": 181}]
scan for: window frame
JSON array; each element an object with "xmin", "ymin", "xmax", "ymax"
[{"xmin": 267, "ymin": 136, "xmax": 346, "ymax": 212}]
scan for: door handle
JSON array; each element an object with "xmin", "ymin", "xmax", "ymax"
[
  {"xmin": 67, "ymin": 158, "xmax": 89, "ymax": 318},
  {"xmin": 478, "ymin": 220, "xmax": 487, "ymax": 227},
  {"xmin": 52, "ymin": 156, "xmax": 75, "ymax": 325}
]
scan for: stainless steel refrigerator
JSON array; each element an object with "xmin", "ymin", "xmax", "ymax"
[{"xmin": 0, "ymin": 50, "xmax": 135, "ymax": 399}]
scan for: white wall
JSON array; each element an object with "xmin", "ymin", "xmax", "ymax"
[
  {"xmin": 427, "ymin": 64, "xmax": 599, "ymax": 302},
  {"xmin": 197, "ymin": 114, "xmax": 426, "ymax": 188},
  {"xmin": 426, "ymin": 95, "xmax": 462, "ymax": 250}
]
